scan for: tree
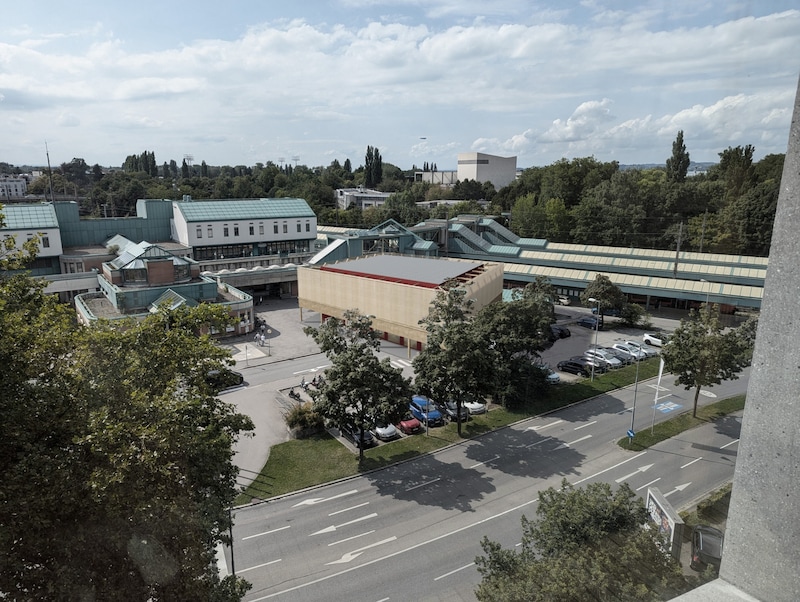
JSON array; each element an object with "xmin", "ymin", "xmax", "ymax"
[
  {"xmin": 303, "ymin": 309, "xmax": 411, "ymax": 463},
  {"xmin": 0, "ymin": 271, "xmax": 254, "ymax": 599},
  {"xmin": 475, "ymin": 480, "xmax": 688, "ymax": 602},
  {"xmin": 413, "ymin": 280, "xmax": 485, "ymax": 436},
  {"xmin": 580, "ymin": 274, "xmax": 626, "ymax": 321},
  {"xmin": 364, "ymin": 145, "xmax": 383, "ymax": 188},
  {"xmin": 666, "ymin": 130, "xmax": 691, "ymax": 184},
  {"xmin": 661, "ymin": 307, "xmax": 757, "ymax": 417}
]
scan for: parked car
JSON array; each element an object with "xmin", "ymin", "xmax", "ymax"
[
  {"xmin": 601, "ymin": 346, "xmax": 634, "ymax": 365},
  {"xmin": 372, "ymin": 421, "xmax": 399, "ymax": 441},
  {"xmin": 550, "ymin": 324, "xmax": 571, "ymax": 338},
  {"xmin": 534, "ymin": 363, "xmax": 561, "ymax": 384},
  {"xmin": 557, "ymin": 359, "xmax": 593, "ymax": 377},
  {"xmin": 205, "ymin": 368, "xmax": 244, "ymax": 392},
  {"xmin": 584, "ymin": 348, "xmax": 622, "ymax": 369},
  {"xmin": 690, "ymin": 525, "xmax": 724, "ymax": 572},
  {"xmin": 395, "ymin": 412, "xmax": 422, "ymax": 435},
  {"xmin": 463, "ymin": 396, "xmax": 488, "ymax": 414},
  {"xmin": 556, "ymin": 295, "xmax": 571, "ymax": 305},
  {"xmin": 438, "ymin": 400, "xmax": 470, "ymax": 423},
  {"xmin": 570, "ymin": 355, "xmax": 608, "ymax": 374},
  {"xmin": 409, "ymin": 395, "xmax": 444, "ymax": 427},
  {"xmin": 610, "ymin": 343, "xmax": 645, "ymax": 361},
  {"xmin": 624, "ymin": 340, "xmax": 659, "ymax": 358},
  {"xmin": 643, "ymin": 333, "xmax": 669, "ymax": 347},
  {"xmin": 577, "ymin": 316, "xmax": 601, "ymax": 330},
  {"xmin": 592, "ymin": 306, "xmax": 621, "ymax": 317},
  {"xmin": 340, "ymin": 422, "xmax": 376, "ymax": 449}
]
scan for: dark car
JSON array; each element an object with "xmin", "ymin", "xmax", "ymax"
[
  {"xmin": 340, "ymin": 423, "xmax": 376, "ymax": 449},
  {"xmin": 570, "ymin": 355, "xmax": 608, "ymax": 374},
  {"xmin": 576, "ymin": 316, "xmax": 601, "ymax": 330},
  {"xmin": 205, "ymin": 368, "xmax": 245, "ymax": 392},
  {"xmin": 591, "ymin": 306, "xmax": 621, "ymax": 317},
  {"xmin": 550, "ymin": 324, "xmax": 571, "ymax": 338},
  {"xmin": 557, "ymin": 359, "xmax": 592, "ymax": 377},
  {"xmin": 690, "ymin": 525, "xmax": 724, "ymax": 572},
  {"xmin": 438, "ymin": 400, "xmax": 470, "ymax": 423}
]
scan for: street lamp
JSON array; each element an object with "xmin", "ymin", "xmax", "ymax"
[
  {"xmin": 700, "ymin": 279, "xmax": 711, "ymax": 313},
  {"xmin": 588, "ymin": 297, "xmax": 600, "ymax": 381},
  {"xmin": 266, "ymin": 328, "xmax": 272, "ymax": 356}
]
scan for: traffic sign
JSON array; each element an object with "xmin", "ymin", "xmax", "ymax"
[{"xmin": 627, "ymin": 429, "xmax": 635, "ymax": 438}]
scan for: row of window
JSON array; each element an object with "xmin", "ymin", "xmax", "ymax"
[
  {"xmin": 195, "ymin": 221, "xmax": 311, "ymax": 239},
  {"xmin": 193, "ymin": 240, "xmax": 311, "ymax": 261}
]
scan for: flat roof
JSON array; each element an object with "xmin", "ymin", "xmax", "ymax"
[
  {"xmin": 322, "ymin": 255, "xmax": 482, "ymax": 287},
  {"xmin": 174, "ymin": 198, "xmax": 315, "ymax": 222}
]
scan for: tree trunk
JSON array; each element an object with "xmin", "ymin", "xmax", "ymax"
[{"xmin": 693, "ymin": 385, "xmax": 701, "ymax": 417}]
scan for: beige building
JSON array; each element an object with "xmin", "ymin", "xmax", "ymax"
[{"xmin": 298, "ymin": 255, "xmax": 504, "ymax": 351}]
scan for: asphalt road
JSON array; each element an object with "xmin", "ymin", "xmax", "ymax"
[{"xmin": 223, "ymin": 368, "xmax": 747, "ymax": 602}]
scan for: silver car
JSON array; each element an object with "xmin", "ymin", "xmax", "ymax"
[{"xmin": 584, "ymin": 348, "xmax": 622, "ymax": 369}]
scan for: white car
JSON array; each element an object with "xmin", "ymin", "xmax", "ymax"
[
  {"xmin": 584, "ymin": 348, "xmax": 623, "ymax": 369},
  {"xmin": 643, "ymin": 333, "xmax": 668, "ymax": 347},
  {"xmin": 556, "ymin": 295, "xmax": 571, "ymax": 306},
  {"xmin": 372, "ymin": 422, "xmax": 399, "ymax": 441},
  {"xmin": 624, "ymin": 340, "xmax": 659, "ymax": 358},
  {"xmin": 464, "ymin": 397, "xmax": 488, "ymax": 414},
  {"xmin": 611, "ymin": 343, "xmax": 646, "ymax": 361}
]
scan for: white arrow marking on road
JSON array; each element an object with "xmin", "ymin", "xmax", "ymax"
[
  {"xmin": 615, "ymin": 463, "xmax": 654, "ymax": 483},
  {"xmin": 292, "ymin": 489, "xmax": 358, "ymax": 507},
  {"xmin": 326, "ymin": 536, "xmax": 397, "ymax": 565},
  {"xmin": 527, "ymin": 420, "xmax": 563, "ymax": 431},
  {"xmin": 663, "ymin": 483, "xmax": 691, "ymax": 498},
  {"xmin": 681, "ymin": 457, "xmax": 703, "ymax": 469},
  {"xmin": 555, "ymin": 434, "xmax": 592, "ymax": 449},
  {"xmin": 292, "ymin": 365, "xmax": 330, "ymax": 375},
  {"xmin": 311, "ymin": 513, "xmax": 378, "ymax": 535}
]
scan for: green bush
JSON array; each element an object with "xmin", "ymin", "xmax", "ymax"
[{"xmin": 285, "ymin": 402, "xmax": 324, "ymax": 438}]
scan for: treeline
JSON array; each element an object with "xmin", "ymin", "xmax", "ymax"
[{"xmin": 21, "ymin": 134, "xmax": 783, "ymax": 256}]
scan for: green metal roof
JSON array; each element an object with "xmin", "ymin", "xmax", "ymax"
[
  {"xmin": 174, "ymin": 198, "xmax": 314, "ymax": 222},
  {"xmin": 1, "ymin": 203, "xmax": 59, "ymax": 229}
]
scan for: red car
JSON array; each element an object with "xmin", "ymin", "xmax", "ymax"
[{"xmin": 395, "ymin": 412, "xmax": 422, "ymax": 435}]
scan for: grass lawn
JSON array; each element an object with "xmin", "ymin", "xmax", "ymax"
[{"xmin": 235, "ymin": 358, "xmax": 742, "ymax": 506}]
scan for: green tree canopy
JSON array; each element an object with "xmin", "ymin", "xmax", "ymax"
[
  {"xmin": 304, "ymin": 310, "xmax": 412, "ymax": 462},
  {"xmin": 475, "ymin": 480, "xmax": 689, "ymax": 602},
  {"xmin": 0, "ymin": 273, "xmax": 254, "ymax": 600},
  {"xmin": 661, "ymin": 307, "xmax": 757, "ymax": 416},
  {"xmin": 666, "ymin": 130, "xmax": 691, "ymax": 184}
]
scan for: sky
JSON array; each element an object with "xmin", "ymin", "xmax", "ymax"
[{"xmin": 2, "ymin": 1, "xmax": 799, "ymax": 172}]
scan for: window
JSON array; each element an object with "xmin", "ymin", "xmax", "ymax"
[
  {"xmin": 208, "ymin": 226, "xmax": 213, "ymax": 238},
  {"xmin": 274, "ymin": 224, "xmax": 279, "ymax": 234},
  {"xmin": 234, "ymin": 226, "xmax": 239, "ymax": 236},
  {"xmin": 249, "ymin": 225, "xmax": 254, "ymax": 235},
  {"xmin": 296, "ymin": 223, "xmax": 302, "ymax": 232},
  {"xmin": 42, "ymin": 235, "xmax": 50, "ymax": 248},
  {"xmin": 283, "ymin": 223, "xmax": 288, "ymax": 234},
  {"xmin": 259, "ymin": 225, "xmax": 264, "ymax": 235},
  {"xmin": 305, "ymin": 223, "xmax": 310, "ymax": 232},
  {"xmin": 224, "ymin": 227, "xmax": 229, "ymax": 237},
  {"xmin": 196, "ymin": 226, "xmax": 202, "ymax": 239}
]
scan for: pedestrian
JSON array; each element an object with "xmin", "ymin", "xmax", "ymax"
[
  {"xmin": 260, "ymin": 333, "xmax": 266, "ymax": 347},
  {"xmin": 253, "ymin": 332, "xmax": 259, "ymax": 343}
]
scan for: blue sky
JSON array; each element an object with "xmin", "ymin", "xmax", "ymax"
[{"xmin": 2, "ymin": 1, "xmax": 798, "ymax": 171}]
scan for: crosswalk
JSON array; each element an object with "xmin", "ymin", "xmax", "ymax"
[{"xmin": 389, "ymin": 358, "xmax": 413, "ymax": 370}]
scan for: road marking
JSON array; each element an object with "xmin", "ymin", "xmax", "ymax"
[
  {"xmin": 681, "ymin": 457, "xmax": 703, "ymax": 469},
  {"xmin": 574, "ymin": 451, "xmax": 647, "ymax": 485},
  {"xmin": 238, "ymin": 558, "xmax": 282, "ymax": 573},
  {"xmin": 699, "ymin": 390, "xmax": 717, "ymax": 398},
  {"xmin": 242, "ymin": 525, "xmax": 291, "ymax": 541},
  {"xmin": 326, "ymin": 536, "xmax": 397, "ymax": 565},
  {"xmin": 663, "ymin": 483, "xmax": 691, "ymax": 497},
  {"xmin": 574, "ymin": 421, "xmax": 597, "ymax": 430},
  {"xmin": 292, "ymin": 365, "xmax": 330, "ymax": 375},
  {"xmin": 434, "ymin": 562, "xmax": 476, "ymax": 581},
  {"xmin": 329, "ymin": 502, "xmax": 369, "ymax": 516},
  {"xmin": 405, "ymin": 478, "xmax": 440, "ymax": 492},
  {"xmin": 527, "ymin": 419, "xmax": 563, "ymax": 431},
  {"xmin": 555, "ymin": 434, "xmax": 592, "ymax": 449},
  {"xmin": 646, "ymin": 384, "xmax": 669, "ymax": 391},
  {"xmin": 721, "ymin": 439, "xmax": 739, "ymax": 449},
  {"xmin": 637, "ymin": 478, "xmax": 661, "ymax": 491},
  {"xmin": 248, "ymin": 496, "xmax": 542, "ymax": 600},
  {"xmin": 526, "ymin": 437, "xmax": 552, "ymax": 449},
  {"xmin": 469, "ymin": 456, "xmax": 499, "ymax": 468},
  {"xmin": 292, "ymin": 489, "xmax": 358, "ymax": 507},
  {"xmin": 311, "ymin": 513, "xmax": 378, "ymax": 535},
  {"xmin": 328, "ymin": 530, "xmax": 376, "ymax": 546},
  {"xmin": 614, "ymin": 463, "xmax": 654, "ymax": 483}
]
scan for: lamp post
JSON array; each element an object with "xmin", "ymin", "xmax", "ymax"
[
  {"xmin": 588, "ymin": 297, "xmax": 600, "ymax": 381},
  {"xmin": 701, "ymin": 279, "xmax": 711, "ymax": 313},
  {"xmin": 266, "ymin": 328, "xmax": 272, "ymax": 356}
]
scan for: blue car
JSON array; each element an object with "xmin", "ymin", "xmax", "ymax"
[{"xmin": 409, "ymin": 395, "xmax": 444, "ymax": 427}]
